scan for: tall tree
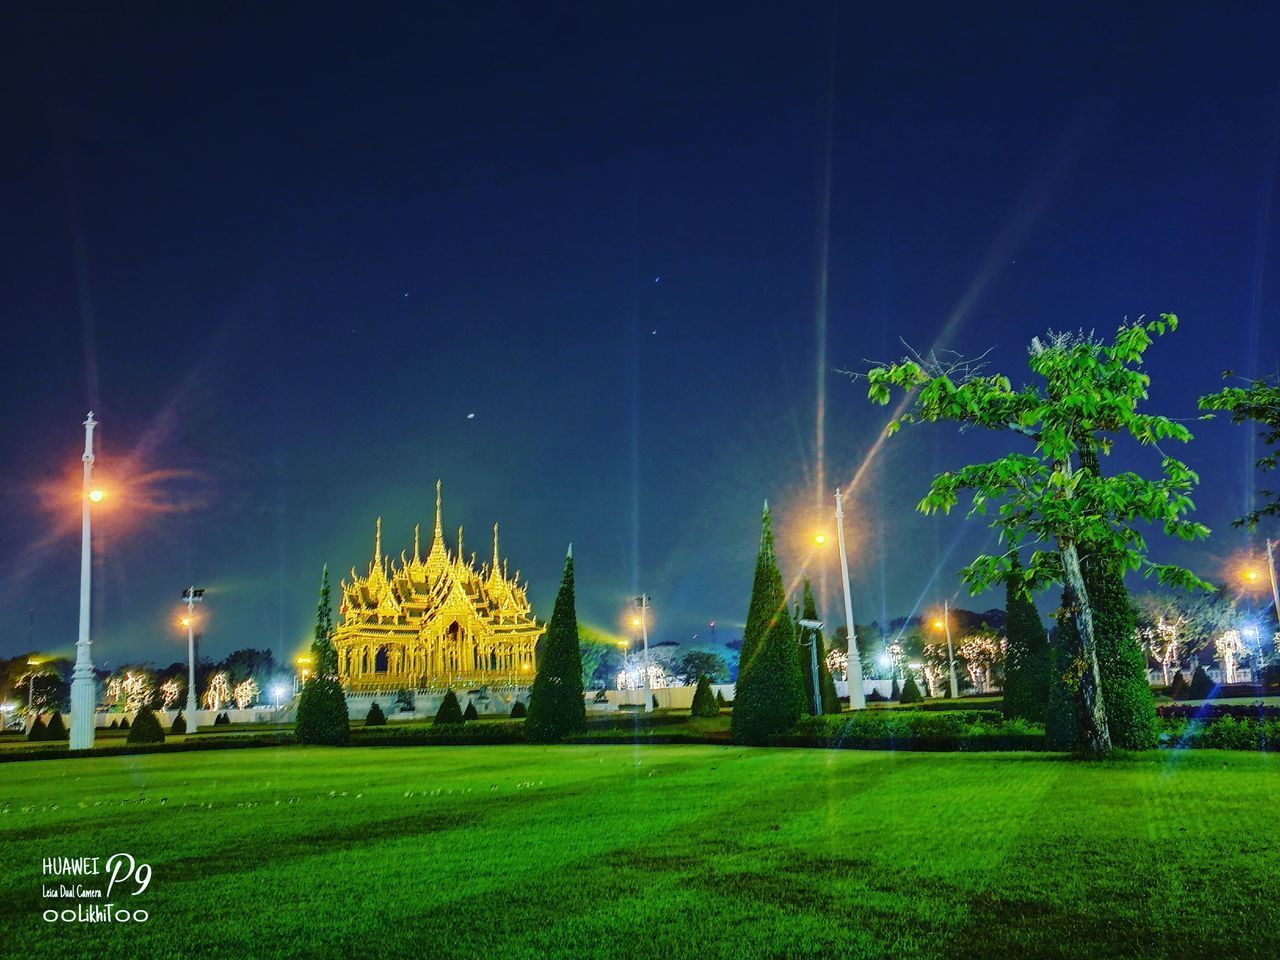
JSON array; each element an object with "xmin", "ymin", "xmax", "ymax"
[
  {"xmin": 295, "ymin": 566, "xmax": 350, "ymax": 746},
  {"xmin": 1002, "ymin": 554, "xmax": 1051, "ymax": 722},
  {"xmin": 799, "ymin": 579, "xmax": 840, "ymax": 714},
  {"xmin": 867, "ymin": 316, "xmax": 1210, "ymax": 754},
  {"xmin": 1200, "ymin": 375, "xmax": 1280, "ymax": 529},
  {"xmin": 732, "ymin": 508, "xmax": 806, "ymax": 745},
  {"xmin": 526, "ymin": 546, "xmax": 586, "ymax": 742},
  {"xmin": 738, "ymin": 502, "xmax": 786, "ymax": 677}
]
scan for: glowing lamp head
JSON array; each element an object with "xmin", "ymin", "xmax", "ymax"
[
  {"xmin": 180, "ymin": 617, "xmax": 191, "ymax": 627},
  {"xmin": 87, "ymin": 489, "xmax": 105, "ymax": 503},
  {"xmin": 1246, "ymin": 569, "xmax": 1261, "ymax": 583},
  {"xmin": 813, "ymin": 533, "xmax": 827, "ymax": 545},
  {"xmin": 932, "ymin": 619, "xmax": 944, "ymax": 631},
  {"xmin": 631, "ymin": 616, "xmax": 641, "ymax": 627}
]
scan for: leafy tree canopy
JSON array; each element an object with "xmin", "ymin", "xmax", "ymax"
[{"xmin": 1200, "ymin": 374, "xmax": 1280, "ymax": 529}]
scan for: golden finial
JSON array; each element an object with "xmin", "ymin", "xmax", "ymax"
[
  {"xmin": 374, "ymin": 516, "xmax": 382, "ymax": 564},
  {"xmin": 458, "ymin": 525, "xmax": 464, "ymax": 558},
  {"xmin": 492, "ymin": 523, "xmax": 500, "ymax": 574},
  {"xmin": 413, "ymin": 523, "xmax": 420, "ymax": 560}
]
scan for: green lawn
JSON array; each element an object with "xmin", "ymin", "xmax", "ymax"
[{"xmin": 2, "ymin": 746, "xmax": 1277, "ymax": 959}]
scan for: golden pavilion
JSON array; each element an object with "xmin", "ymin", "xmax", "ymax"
[{"xmin": 334, "ymin": 482, "xmax": 544, "ymax": 692}]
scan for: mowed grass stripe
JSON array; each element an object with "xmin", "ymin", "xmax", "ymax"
[{"xmin": 1, "ymin": 747, "xmax": 1278, "ymax": 959}]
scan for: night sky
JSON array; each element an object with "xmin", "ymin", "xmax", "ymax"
[{"xmin": 2, "ymin": 3, "xmax": 1278, "ymax": 669}]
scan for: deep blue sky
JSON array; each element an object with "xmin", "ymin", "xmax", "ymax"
[{"xmin": 2, "ymin": 2, "xmax": 1278, "ymax": 668}]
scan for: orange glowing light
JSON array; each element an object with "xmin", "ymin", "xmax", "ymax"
[
  {"xmin": 87, "ymin": 489, "xmax": 105, "ymax": 503},
  {"xmin": 932, "ymin": 618, "xmax": 945, "ymax": 631},
  {"xmin": 180, "ymin": 617, "xmax": 191, "ymax": 627},
  {"xmin": 813, "ymin": 533, "xmax": 828, "ymax": 545}
]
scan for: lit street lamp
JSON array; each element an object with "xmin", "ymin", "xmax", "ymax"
[
  {"xmin": 933, "ymin": 601, "xmax": 960, "ymax": 699},
  {"xmin": 70, "ymin": 412, "xmax": 99, "ymax": 750},
  {"xmin": 181, "ymin": 587, "xmax": 205, "ymax": 719}
]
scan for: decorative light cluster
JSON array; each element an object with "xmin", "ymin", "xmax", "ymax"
[
  {"xmin": 232, "ymin": 678, "xmax": 260, "ymax": 710},
  {"xmin": 614, "ymin": 662, "xmax": 672, "ymax": 691},
  {"xmin": 958, "ymin": 632, "xmax": 1005, "ymax": 694},
  {"xmin": 105, "ymin": 671, "xmax": 155, "ymax": 713},
  {"xmin": 203, "ymin": 672, "xmax": 230, "ymax": 711},
  {"xmin": 1216, "ymin": 630, "xmax": 1246, "ymax": 684},
  {"xmin": 824, "ymin": 648, "xmax": 848, "ymax": 681},
  {"xmin": 159, "ymin": 678, "xmax": 183, "ymax": 710}
]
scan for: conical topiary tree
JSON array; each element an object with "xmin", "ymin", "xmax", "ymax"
[
  {"xmin": 126, "ymin": 706, "xmax": 165, "ymax": 745},
  {"xmin": 716, "ymin": 690, "xmax": 728, "ymax": 708},
  {"xmin": 890, "ymin": 678, "xmax": 901, "ymax": 701},
  {"xmin": 1167, "ymin": 671, "xmax": 1187, "ymax": 699},
  {"xmin": 46, "ymin": 711, "xmax": 68, "ymax": 740},
  {"xmin": 732, "ymin": 506, "xmax": 806, "ymax": 745},
  {"xmin": 1087, "ymin": 554, "xmax": 1155, "ymax": 749},
  {"xmin": 690, "ymin": 675, "xmax": 719, "ymax": 717},
  {"xmin": 799, "ymin": 579, "xmax": 840, "ymax": 714},
  {"xmin": 463, "ymin": 701, "xmax": 479, "ymax": 721},
  {"xmin": 27, "ymin": 716, "xmax": 47, "ymax": 741},
  {"xmin": 510, "ymin": 700, "xmax": 527, "ymax": 718},
  {"xmin": 738, "ymin": 503, "xmax": 787, "ymax": 678},
  {"xmin": 120, "ymin": 716, "xmax": 130, "ymax": 730},
  {"xmin": 1002, "ymin": 553, "xmax": 1051, "ymax": 723},
  {"xmin": 1188, "ymin": 664, "xmax": 1214, "ymax": 700},
  {"xmin": 435, "ymin": 690, "xmax": 464, "ymax": 725},
  {"xmin": 365, "ymin": 703, "xmax": 387, "ymax": 726},
  {"xmin": 900, "ymin": 674, "xmax": 924, "ymax": 704},
  {"xmin": 296, "ymin": 566, "xmax": 350, "ymax": 746},
  {"xmin": 171, "ymin": 711, "xmax": 187, "ymax": 735},
  {"xmin": 526, "ymin": 546, "xmax": 586, "ymax": 742}
]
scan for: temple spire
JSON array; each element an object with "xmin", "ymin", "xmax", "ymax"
[
  {"xmin": 413, "ymin": 523, "xmax": 420, "ymax": 560},
  {"xmin": 492, "ymin": 523, "xmax": 500, "ymax": 573},
  {"xmin": 457, "ymin": 524, "xmax": 464, "ymax": 559},
  {"xmin": 374, "ymin": 516, "xmax": 382, "ymax": 566},
  {"xmin": 433, "ymin": 479, "xmax": 444, "ymax": 545}
]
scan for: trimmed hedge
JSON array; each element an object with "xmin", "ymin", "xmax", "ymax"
[
  {"xmin": 365, "ymin": 703, "xmax": 387, "ymax": 726},
  {"xmin": 27, "ymin": 717, "xmax": 47, "ymax": 741},
  {"xmin": 171, "ymin": 711, "xmax": 187, "ymax": 735},
  {"xmin": 1158, "ymin": 703, "xmax": 1280, "ymax": 721},
  {"xmin": 780, "ymin": 711, "xmax": 1045, "ymax": 751},
  {"xmin": 510, "ymin": 700, "xmax": 527, "ymax": 718},
  {"xmin": 435, "ymin": 690, "xmax": 464, "ymax": 725},
  {"xmin": 899, "ymin": 675, "xmax": 923, "ymax": 705},
  {"xmin": 46, "ymin": 712, "xmax": 68, "ymax": 740},
  {"xmin": 690, "ymin": 675, "xmax": 719, "ymax": 717},
  {"xmin": 1158, "ymin": 716, "xmax": 1280, "ymax": 750},
  {"xmin": 463, "ymin": 701, "xmax": 480, "ymax": 722}
]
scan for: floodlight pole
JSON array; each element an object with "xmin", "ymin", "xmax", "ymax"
[
  {"xmin": 799, "ymin": 618, "xmax": 825, "ymax": 715},
  {"xmin": 69, "ymin": 412, "xmax": 98, "ymax": 750},
  {"xmin": 943, "ymin": 598, "xmax": 959, "ymax": 699},
  {"xmin": 636, "ymin": 594, "xmax": 653, "ymax": 712},
  {"xmin": 834, "ymin": 487, "xmax": 866, "ymax": 709}
]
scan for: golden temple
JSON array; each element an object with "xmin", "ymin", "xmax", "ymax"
[{"xmin": 334, "ymin": 481, "xmax": 544, "ymax": 692}]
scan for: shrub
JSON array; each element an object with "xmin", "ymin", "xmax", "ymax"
[
  {"xmin": 365, "ymin": 703, "xmax": 387, "ymax": 726},
  {"xmin": 889, "ymin": 678, "xmax": 901, "ymax": 701},
  {"xmin": 1188, "ymin": 665, "xmax": 1214, "ymax": 700},
  {"xmin": 1003, "ymin": 553, "xmax": 1051, "ymax": 723},
  {"xmin": 27, "ymin": 716, "xmax": 47, "ymax": 741},
  {"xmin": 463, "ymin": 701, "xmax": 479, "ymax": 721},
  {"xmin": 510, "ymin": 700, "xmax": 527, "ymax": 718},
  {"xmin": 899, "ymin": 675, "xmax": 924, "ymax": 704},
  {"xmin": 295, "ymin": 677, "xmax": 349, "ymax": 744},
  {"xmin": 108, "ymin": 719, "xmax": 118, "ymax": 729},
  {"xmin": 435, "ymin": 690, "xmax": 464, "ymax": 725},
  {"xmin": 1167, "ymin": 671, "xmax": 1187, "ymax": 699},
  {"xmin": 214, "ymin": 712, "xmax": 230, "ymax": 726},
  {"xmin": 866, "ymin": 690, "xmax": 888, "ymax": 703},
  {"xmin": 120, "ymin": 716, "xmax": 130, "ymax": 730},
  {"xmin": 783, "ymin": 710, "xmax": 1045, "ymax": 750},
  {"xmin": 1088, "ymin": 561, "xmax": 1155, "ymax": 748},
  {"xmin": 46, "ymin": 712, "xmax": 68, "ymax": 740},
  {"xmin": 126, "ymin": 706, "xmax": 165, "ymax": 745},
  {"xmin": 691, "ymin": 675, "xmax": 719, "ymax": 717},
  {"xmin": 715, "ymin": 690, "xmax": 727, "ymax": 708},
  {"xmin": 171, "ymin": 712, "xmax": 187, "ymax": 735}
]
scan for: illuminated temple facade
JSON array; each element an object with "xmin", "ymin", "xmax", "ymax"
[{"xmin": 334, "ymin": 482, "xmax": 544, "ymax": 692}]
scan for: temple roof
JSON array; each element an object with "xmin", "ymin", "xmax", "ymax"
[{"xmin": 338, "ymin": 481, "xmax": 538, "ymax": 634}]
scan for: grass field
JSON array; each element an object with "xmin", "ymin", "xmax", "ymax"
[{"xmin": 2, "ymin": 746, "xmax": 1278, "ymax": 960}]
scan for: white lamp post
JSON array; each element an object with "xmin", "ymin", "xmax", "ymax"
[
  {"xmin": 69, "ymin": 412, "xmax": 99, "ymax": 750},
  {"xmin": 181, "ymin": 587, "xmax": 204, "ymax": 719},
  {"xmin": 834, "ymin": 486, "xmax": 866, "ymax": 709},
  {"xmin": 798, "ymin": 618, "xmax": 825, "ymax": 715},
  {"xmin": 935, "ymin": 600, "xmax": 960, "ymax": 700},
  {"xmin": 633, "ymin": 595, "xmax": 653, "ymax": 712}
]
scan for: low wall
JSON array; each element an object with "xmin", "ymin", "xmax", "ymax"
[{"xmin": 344, "ymin": 687, "xmax": 532, "ymax": 720}]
